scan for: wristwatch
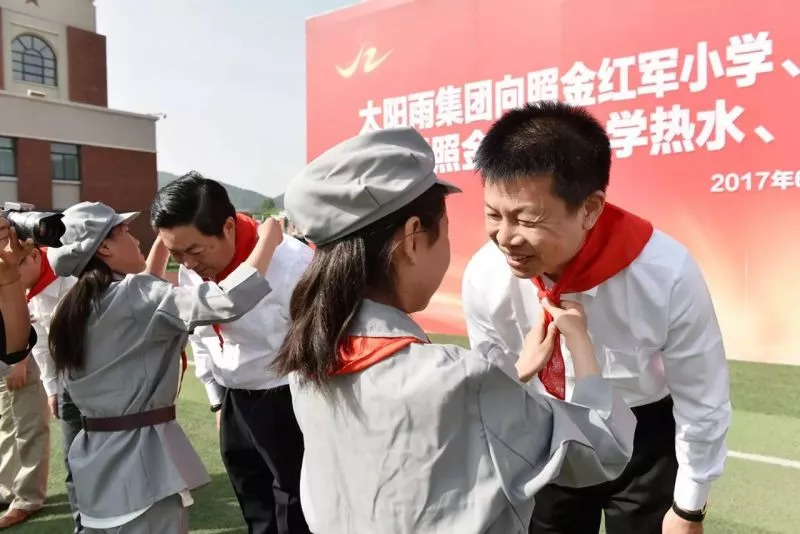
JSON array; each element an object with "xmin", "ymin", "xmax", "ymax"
[
  {"xmin": 672, "ymin": 501, "xmax": 707, "ymax": 522},
  {"xmin": 210, "ymin": 404, "xmax": 222, "ymax": 413}
]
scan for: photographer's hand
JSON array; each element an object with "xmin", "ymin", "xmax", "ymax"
[
  {"xmin": 0, "ymin": 216, "xmax": 35, "ymax": 356},
  {"xmin": 0, "ymin": 225, "xmax": 34, "ymax": 282},
  {"xmin": 0, "ymin": 216, "xmax": 8, "ymax": 250}
]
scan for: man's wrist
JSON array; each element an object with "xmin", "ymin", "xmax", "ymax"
[
  {"xmin": 672, "ymin": 501, "xmax": 707, "ymax": 522},
  {"xmin": 673, "ymin": 476, "xmax": 710, "ymax": 512},
  {"xmin": 43, "ymin": 378, "xmax": 58, "ymax": 397},
  {"xmin": 204, "ymin": 381, "xmax": 225, "ymax": 406}
]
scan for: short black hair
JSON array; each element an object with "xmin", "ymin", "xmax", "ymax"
[
  {"xmin": 150, "ymin": 171, "xmax": 236, "ymax": 236},
  {"xmin": 474, "ymin": 101, "xmax": 611, "ymax": 210}
]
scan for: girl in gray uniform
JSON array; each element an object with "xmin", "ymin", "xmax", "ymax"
[
  {"xmin": 276, "ymin": 128, "xmax": 637, "ymax": 534},
  {"xmin": 46, "ymin": 201, "xmax": 282, "ymax": 534}
]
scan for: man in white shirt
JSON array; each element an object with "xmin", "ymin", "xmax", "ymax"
[
  {"xmin": 461, "ymin": 102, "xmax": 731, "ymax": 534},
  {"xmin": 151, "ymin": 172, "xmax": 313, "ymax": 534}
]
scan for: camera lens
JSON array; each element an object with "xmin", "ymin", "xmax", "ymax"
[
  {"xmin": 35, "ymin": 214, "xmax": 66, "ymax": 247},
  {"xmin": 6, "ymin": 211, "xmax": 65, "ymax": 248}
]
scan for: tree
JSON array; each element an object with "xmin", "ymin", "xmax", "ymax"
[{"xmin": 259, "ymin": 197, "xmax": 280, "ymax": 218}]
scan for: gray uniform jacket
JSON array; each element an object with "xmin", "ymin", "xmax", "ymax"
[
  {"xmin": 65, "ymin": 264, "xmax": 271, "ymax": 519},
  {"xmin": 290, "ymin": 300, "xmax": 637, "ymax": 533}
]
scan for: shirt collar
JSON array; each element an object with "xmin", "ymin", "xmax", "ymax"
[
  {"xmin": 349, "ymin": 299, "xmax": 429, "ymax": 342},
  {"xmin": 38, "ymin": 276, "xmax": 64, "ymax": 298},
  {"xmin": 489, "ymin": 245, "xmax": 600, "ymax": 298},
  {"xmin": 576, "ymin": 285, "xmax": 599, "ymax": 298},
  {"xmin": 538, "ymin": 274, "xmax": 599, "ymax": 298}
]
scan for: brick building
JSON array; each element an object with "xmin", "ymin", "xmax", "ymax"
[{"xmin": 0, "ymin": 0, "xmax": 158, "ymax": 246}]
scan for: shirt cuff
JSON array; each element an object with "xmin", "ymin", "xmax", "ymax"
[
  {"xmin": 204, "ymin": 381, "xmax": 225, "ymax": 406},
  {"xmin": 569, "ymin": 375, "xmax": 613, "ymax": 419},
  {"xmin": 42, "ymin": 377, "xmax": 58, "ymax": 397},
  {"xmin": 673, "ymin": 475, "xmax": 710, "ymax": 512}
]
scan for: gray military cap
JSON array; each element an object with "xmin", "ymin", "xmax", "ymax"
[
  {"xmin": 285, "ymin": 127, "xmax": 461, "ymax": 246},
  {"xmin": 47, "ymin": 202, "xmax": 139, "ymax": 277}
]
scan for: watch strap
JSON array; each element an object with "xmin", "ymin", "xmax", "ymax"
[{"xmin": 672, "ymin": 501, "xmax": 706, "ymax": 523}]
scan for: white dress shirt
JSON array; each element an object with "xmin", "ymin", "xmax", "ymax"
[
  {"xmin": 180, "ymin": 234, "xmax": 313, "ymax": 405},
  {"xmin": 462, "ymin": 229, "xmax": 731, "ymax": 511},
  {"xmin": 28, "ymin": 275, "xmax": 76, "ymax": 397}
]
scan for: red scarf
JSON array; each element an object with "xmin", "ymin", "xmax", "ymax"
[
  {"xmin": 178, "ymin": 214, "xmax": 258, "ymax": 396},
  {"xmin": 532, "ymin": 204, "xmax": 653, "ymax": 399},
  {"xmin": 211, "ymin": 213, "xmax": 259, "ymax": 346},
  {"xmin": 26, "ymin": 248, "xmax": 58, "ymax": 302},
  {"xmin": 334, "ymin": 336, "xmax": 425, "ymax": 375}
]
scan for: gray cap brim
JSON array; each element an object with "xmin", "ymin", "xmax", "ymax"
[
  {"xmin": 71, "ymin": 211, "xmax": 140, "ymax": 275},
  {"xmin": 436, "ymin": 178, "xmax": 462, "ymax": 194},
  {"xmin": 48, "ymin": 204, "xmax": 141, "ymax": 278},
  {"xmin": 114, "ymin": 211, "xmax": 140, "ymax": 227},
  {"xmin": 286, "ymin": 128, "xmax": 463, "ymax": 246}
]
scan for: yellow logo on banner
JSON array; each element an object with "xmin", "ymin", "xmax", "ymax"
[{"xmin": 336, "ymin": 46, "xmax": 392, "ymax": 78}]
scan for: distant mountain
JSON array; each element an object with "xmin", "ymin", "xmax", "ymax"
[{"xmin": 157, "ymin": 171, "xmax": 278, "ymax": 213}]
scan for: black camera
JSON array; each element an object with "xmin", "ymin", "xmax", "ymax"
[{"xmin": 1, "ymin": 202, "xmax": 65, "ymax": 248}]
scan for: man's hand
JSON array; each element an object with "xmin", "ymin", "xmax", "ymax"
[
  {"xmin": 5, "ymin": 359, "xmax": 27, "ymax": 391},
  {"xmin": 663, "ymin": 508, "xmax": 703, "ymax": 534},
  {"xmin": 48, "ymin": 395, "xmax": 59, "ymax": 419}
]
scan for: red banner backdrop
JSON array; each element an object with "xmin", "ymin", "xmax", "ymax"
[{"xmin": 306, "ymin": 0, "xmax": 800, "ymax": 364}]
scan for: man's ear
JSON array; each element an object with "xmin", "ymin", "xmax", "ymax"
[
  {"xmin": 223, "ymin": 217, "xmax": 236, "ymax": 240},
  {"xmin": 582, "ymin": 191, "xmax": 606, "ymax": 230}
]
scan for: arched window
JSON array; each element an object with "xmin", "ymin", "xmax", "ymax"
[{"xmin": 11, "ymin": 34, "xmax": 57, "ymax": 87}]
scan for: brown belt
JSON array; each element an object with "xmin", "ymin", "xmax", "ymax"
[{"xmin": 81, "ymin": 405, "xmax": 176, "ymax": 432}]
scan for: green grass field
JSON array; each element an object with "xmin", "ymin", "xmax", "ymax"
[{"xmin": 15, "ymin": 335, "xmax": 800, "ymax": 533}]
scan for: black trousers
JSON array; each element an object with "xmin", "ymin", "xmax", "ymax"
[
  {"xmin": 220, "ymin": 385, "xmax": 310, "ymax": 534},
  {"xmin": 530, "ymin": 395, "xmax": 678, "ymax": 534},
  {"xmin": 58, "ymin": 387, "xmax": 83, "ymax": 534}
]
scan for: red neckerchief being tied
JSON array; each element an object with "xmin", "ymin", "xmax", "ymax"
[
  {"xmin": 532, "ymin": 203, "xmax": 654, "ymax": 400},
  {"xmin": 333, "ymin": 335, "xmax": 427, "ymax": 375},
  {"xmin": 178, "ymin": 214, "xmax": 258, "ymax": 397},
  {"xmin": 26, "ymin": 248, "xmax": 58, "ymax": 302},
  {"xmin": 211, "ymin": 213, "xmax": 259, "ymax": 348}
]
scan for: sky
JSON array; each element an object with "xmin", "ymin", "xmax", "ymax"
[{"xmin": 95, "ymin": 0, "xmax": 356, "ymax": 198}]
